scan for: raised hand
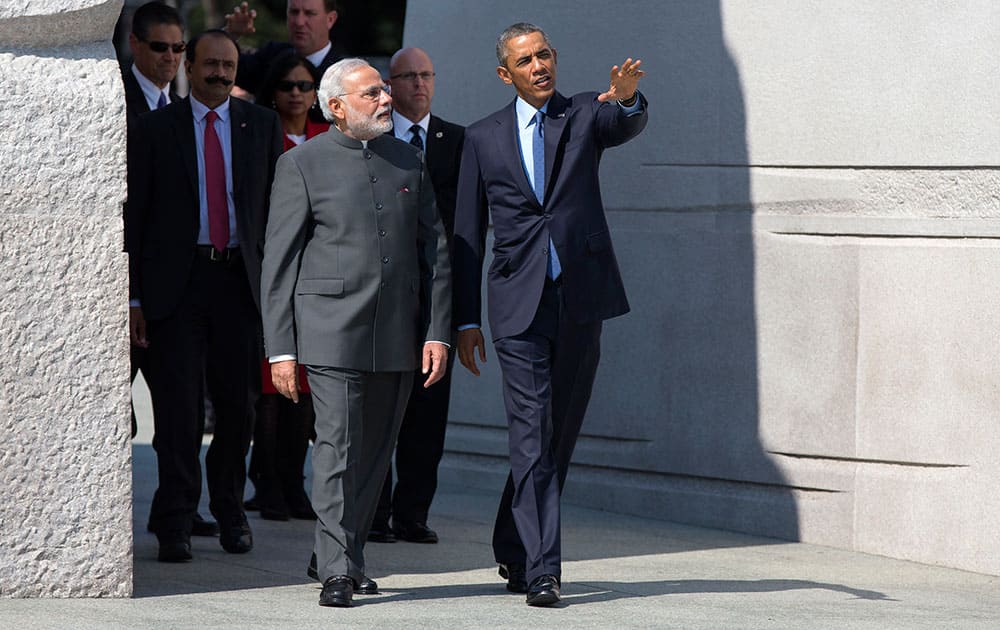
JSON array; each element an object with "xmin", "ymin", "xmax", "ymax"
[
  {"xmin": 224, "ymin": 2, "xmax": 257, "ymax": 38},
  {"xmin": 597, "ymin": 58, "xmax": 645, "ymax": 103}
]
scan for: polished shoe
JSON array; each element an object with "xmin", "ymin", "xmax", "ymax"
[
  {"xmin": 367, "ymin": 521, "xmax": 397, "ymax": 543},
  {"xmin": 219, "ymin": 513, "xmax": 253, "ymax": 554},
  {"xmin": 307, "ymin": 553, "xmax": 377, "ymax": 593},
  {"xmin": 526, "ymin": 574, "xmax": 561, "ymax": 607},
  {"xmin": 498, "ymin": 563, "xmax": 528, "ymax": 594},
  {"xmin": 191, "ymin": 513, "xmax": 219, "ymax": 537},
  {"xmin": 392, "ymin": 520, "xmax": 438, "ymax": 544},
  {"xmin": 319, "ymin": 575, "xmax": 354, "ymax": 607},
  {"xmin": 157, "ymin": 531, "xmax": 192, "ymax": 563}
]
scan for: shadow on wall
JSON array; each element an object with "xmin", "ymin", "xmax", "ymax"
[{"xmin": 441, "ymin": 1, "xmax": 801, "ymax": 545}]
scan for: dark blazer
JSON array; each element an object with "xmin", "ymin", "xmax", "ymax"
[
  {"xmin": 236, "ymin": 41, "xmax": 342, "ymax": 95},
  {"xmin": 126, "ymin": 96, "xmax": 284, "ymax": 320},
  {"xmin": 424, "ymin": 115, "xmax": 464, "ymax": 238},
  {"xmin": 453, "ymin": 90, "xmax": 648, "ymax": 340},
  {"xmin": 260, "ymin": 128, "xmax": 452, "ymax": 371}
]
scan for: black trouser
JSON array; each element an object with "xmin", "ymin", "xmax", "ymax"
[
  {"xmin": 491, "ymin": 279, "xmax": 602, "ymax": 583},
  {"xmin": 374, "ymin": 352, "xmax": 455, "ymax": 527},
  {"xmin": 146, "ymin": 254, "xmax": 260, "ymax": 534}
]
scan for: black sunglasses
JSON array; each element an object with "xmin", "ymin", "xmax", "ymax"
[
  {"xmin": 276, "ymin": 80, "xmax": 317, "ymax": 93},
  {"xmin": 142, "ymin": 39, "xmax": 186, "ymax": 54}
]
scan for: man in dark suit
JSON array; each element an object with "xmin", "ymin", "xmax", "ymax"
[
  {"xmin": 123, "ymin": 1, "xmax": 219, "ymax": 539},
  {"xmin": 453, "ymin": 22, "xmax": 647, "ymax": 606},
  {"xmin": 260, "ymin": 58, "xmax": 451, "ymax": 608},
  {"xmin": 368, "ymin": 46, "xmax": 464, "ymax": 546},
  {"xmin": 225, "ymin": 0, "xmax": 342, "ymax": 95},
  {"xmin": 127, "ymin": 29, "xmax": 283, "ymax": 563}
]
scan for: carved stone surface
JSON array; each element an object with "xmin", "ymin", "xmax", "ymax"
[
  {"xmin": 0, "ymin": 0, "xmax": 130, "ymax": 597},
  {"xmin": 413, "ymin": 1, "xmax": 1000, "ymax": 575}
]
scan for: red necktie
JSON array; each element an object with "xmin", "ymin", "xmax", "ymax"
[{"xmin": 204, "ymin": 110, "xmax": 229, "ymax": 252}]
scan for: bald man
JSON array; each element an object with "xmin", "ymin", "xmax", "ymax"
[{"xmin": 369, "ymin": 47, "xmax": 464, "ymax": 545}]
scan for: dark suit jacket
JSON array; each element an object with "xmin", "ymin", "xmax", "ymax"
[
  {"xmin": 236, "ymin": 41, "xmax": 342, "ymax": 95},
  {"xmin": 126, "ymin": 97, "xmax": 284, "ymax": 320},
  {"xmin": 453, "ymin": 90, "xmax": 648, "ymax": 340},
  {"xmin": 123, "ymin": 67, "xmax": 179, "ymax": 127},
  {"xmin": 424, "ymin": 115, "xmax": 464, "ymax": 239},
  {"xmin": 260, "ymin": 128, "xmax": 452, "ymax": 371}
]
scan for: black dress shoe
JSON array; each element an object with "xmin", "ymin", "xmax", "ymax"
[
  {"xmin": 499, "ymin": 563, "xmax": 528, "ymax": 593},
  {"xmin": 367, "ymin": 522, "xmax": 397, "ymax": 543},
  {"xmin": 219, "ymin": 513, "xmax": 253, "ymax": 554},
  {"xmin": 526, "ymin": 574, "xmax": 561, "ymax": 607},
  {"xmin": 191, "ymin": 513, "xmax": 219, "ymax": 537},
  {"xmin": 157, "ymin": 531, "xmax": 192, "ymax": 563},
  {"xmin": 392, "ymin": 520, "xmax": 438, "ymax": 544},
  {"xmin": 319, "ymin": 576, "xmax": 354, "ymax": 607},
  {"xmin": 308, "ymin": 553, "xmax": 377, "ymax": 592},
  {"xmin": 356, "ymin": 575, "xmax": 379, "ymax": 595}
]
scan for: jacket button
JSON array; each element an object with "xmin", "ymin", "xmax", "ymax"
[
  {"xmin": 382, "ymin": 256, "xmax": 389, "ymax": 264},
  {"xmin": 364, "ymin": 151, "xmax": 372, "ymax": 159},
  {"xmin": 379, "ymin": 229, "xmax": 386, "ymax": 237},
  {"xmin": 542, "ymin": 247, "xmax": 548, "ymax": 255},
  {"xmin": 370, "ymin": 175, "xmax": 378, "ymax": 183},
  {"xmin": 375, "ymin": 203, "xmax": 383, "ymax": 210}
]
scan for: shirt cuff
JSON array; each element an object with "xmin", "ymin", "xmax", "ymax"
[
  {"xmin": 129, "ymin": 299, "xmax": 141, "ymax": 308},
  {"xmin": 424, "ymin": 340, "xmax": 451, "ymax": 349},
  {"xmin": 617, "ymin": 91, "xmax": 644, "ymax": 114},
  {"xmin": 268, "ymin": 354, "xmax": 297, "ymax": 363},
  {"xmin": 457, "ymin": 324, "xmax": 480, "ymax": 331}
]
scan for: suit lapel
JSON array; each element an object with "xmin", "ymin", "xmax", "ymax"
[
  {"xmin": 229, "ymin": 99, "xmax": 252, "ymax": 235},
  {"xmin": 171, "ymin": 98, "xmax": 199, "ymax": 202},
  {"xmin": 543, "ymin": 92, "xmax": 570, "ymax": 204},
  {"xmin": 493, "ymin": 101, "xmax": 539, "ymax": 208}
]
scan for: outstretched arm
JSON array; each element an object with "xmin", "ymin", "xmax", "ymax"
[{"xmin": 224, "ymin": 2, "xmax": 257, "ymax": 39}]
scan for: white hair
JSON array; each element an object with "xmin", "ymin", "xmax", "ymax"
[{"xmin": 317, "ymin": 57, "xmax": 373, "ymax": 122}]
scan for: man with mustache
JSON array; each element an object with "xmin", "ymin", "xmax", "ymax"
[
  {"xmin": 260, "ymin": 58, "xmax": 452, "ymax": 607},
  {"xmin": 126, "ymin": 29, "xmax": 283, "ymax": 563},
  {"xmin": 225, "ymin": 0, "xmax": 341, "ymax": 95},
  {"xmin": 453, "ymin": 22, "xmax": 647, "ymax": 606}
]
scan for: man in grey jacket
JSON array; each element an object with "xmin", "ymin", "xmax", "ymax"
[{"xmin": 260, "ymin": 58, "xmax": 452, "ymax": 608}]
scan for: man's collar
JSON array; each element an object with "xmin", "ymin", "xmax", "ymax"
[
  {"xmin": 515, "ymin": 95, "xmax": 550, "ymax": 129},
  {"xmin": 392, "ymin": 110, "xmax": 430, "ymax": 139},
  {"xmin": 190, "ymin": 94, "xmax": 231, "ymax": 122},
  {"xmin": 305, "ymin": 41, "xmax": 332, "ymax": 68},
  {"xmin": 131, "ymin": 64, "xmax": 170, "ymax": 108}
]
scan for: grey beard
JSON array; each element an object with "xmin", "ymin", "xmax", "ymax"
[{"xmin": 344, "ymin": 105, "xmax": 393, "ymax": 140}]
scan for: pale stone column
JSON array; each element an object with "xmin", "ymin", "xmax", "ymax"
[{"xmin": 0, "ymin": 0, "xmax": 131, "ymax": 597}]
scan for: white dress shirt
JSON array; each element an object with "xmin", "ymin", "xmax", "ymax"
[{"xmin": 131, "ymin": 64, "xmax": 171, "ymax": 111}]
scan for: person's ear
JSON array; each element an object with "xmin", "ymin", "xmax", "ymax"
[{"xmin": 496, "ymin": 65, "xmax": 512, "ymax": 85}]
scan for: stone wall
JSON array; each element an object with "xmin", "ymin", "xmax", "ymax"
[
  {"xmin": 0, "ymin": 0, "xmax": 131, "ymax": 596},
  {"xmin": 407, "ymin": 1, "xmax": 1000, "ymax": 574}
]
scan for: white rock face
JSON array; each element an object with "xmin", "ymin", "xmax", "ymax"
[
  {"xmin": 0, "ymin": 0, "xmax": 130, "ymax": 597},
  {"xmin": 422, "ymin": 1, "xmax": 1000, "ymax": 575}
]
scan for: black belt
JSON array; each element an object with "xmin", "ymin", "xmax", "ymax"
[{"xmin": 195, "ymin": 245, "xmax": 240, "ymax": 262}]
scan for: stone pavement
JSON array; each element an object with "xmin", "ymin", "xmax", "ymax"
[{"xmin": 1, "ymin": 385, "xmax": 997, "ymax": 628}]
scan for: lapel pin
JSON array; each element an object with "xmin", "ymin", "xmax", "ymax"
[
  {"xmin": 241, "ymin": 122, "xmax": 247, "ymax": 128},
  {"xmin": 435, "ymin": 131, "xmax": 443, "ymax": 138}
]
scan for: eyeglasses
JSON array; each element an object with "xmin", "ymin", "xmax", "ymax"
[
  {"xmin": 336, "ymin": 84, "xmax": 391, "ymax": 102},
  {"xmin": 390, "ymin": 71, "xmax": 436, "ymax": 82},
  {"xmin": 141, "ymin": 39, "xmax": 186, "ymax": 54},
  {"xmin": 276, "ymin": 80, "xmax": 316, "ymax": 93}
]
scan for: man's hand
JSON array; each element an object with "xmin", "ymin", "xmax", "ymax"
[
  {"xmin": 421, "ymin": 342, "xmax": 449, "ymax": 388},
  {"xmin": 597, "ymin": 57, "xmax": 645, "ymax": 103},
  {"xmin": 224, "ymin": 2, "xmax": 257, "ymax": 38},
  {"xmin": 457, "ymin": 328, "xmax": 487, "ymax": 376},
  {"xmin": 129, "ymin": 306, "xmax": 148, "ymax": 348},
  {"xmin": 271, "ymin": 360, "xmax": 300, "ymax": 403}
]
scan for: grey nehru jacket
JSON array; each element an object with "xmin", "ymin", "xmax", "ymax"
[{"xmin": 260, "ymin": 126, "xmax": 451, "ymax": 372}]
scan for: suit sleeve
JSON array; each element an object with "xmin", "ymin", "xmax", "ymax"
[
  {"xmin": 452, "ymin": 131, "xmax": 489, "ymax": 328},
  {"xmin": 593, "ymin": 90, "xmax": 649, "ymax": 149},
  {"xmin": 260, "ymin": 153, "xmax": 311, "ymax": 359},
  {"xmin": 125, "ymin": 114, "xmax": 154, "ymax": 304},
  {"xmin": 417, "ymin": 153, "xmax": 453, "ymax": 344}
]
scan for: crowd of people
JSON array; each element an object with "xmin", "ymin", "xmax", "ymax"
[{"xmin": 123, "ymin": 0, "xmax": 646, "ymax": 609}]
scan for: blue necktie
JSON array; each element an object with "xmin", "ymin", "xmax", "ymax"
[
  {"xmin": 156, "ymin": 92, "xmax": 167, "ymax": 109},
  {"xmin": 409, "ymin": 124, "xmax": 423, "ymax": 150},
  {"xmin": 532, "ymin": 111, "xmax": 561, "ymax": 280}
]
